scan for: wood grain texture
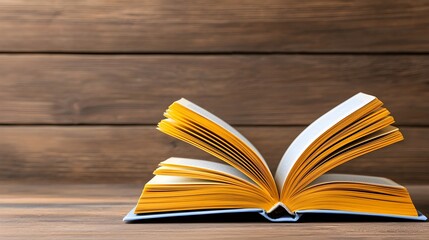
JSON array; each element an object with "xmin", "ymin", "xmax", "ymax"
[
  {"xmin": 0, "ymin": 1, "xmax": 429, "ymax": 52},
  {"xmin": 0, "ymin": 54, "xmax": 428, "ymax": 125},
  {"xmin": 0, "ymin": 126, "xmax": 427, "ymax": 184},
  {"xmin": 1, "ymin": 183, "xmax": 428, "ymax": 239}
]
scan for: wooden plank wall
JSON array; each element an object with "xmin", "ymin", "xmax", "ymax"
[{"xmin": 0, "ymin": 1, "xmax": 427, "ymax": 184}]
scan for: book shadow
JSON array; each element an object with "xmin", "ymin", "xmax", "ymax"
[{"xmin": 126, "ymin": 212, "xmax": 426, "ymax": 223}]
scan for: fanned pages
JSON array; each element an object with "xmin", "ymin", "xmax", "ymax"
[
  {"xmin": 157, "ymin": 98, "xmax": 278, "ymax": 199},
  {"xmin": 126, "ymin": 93, "xmax": 426, "ymax": 222}
]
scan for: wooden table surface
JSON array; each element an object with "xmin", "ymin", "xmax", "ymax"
[{"xmin": 1, "ymin": 183, "xmax": 428, "ymax": 239}]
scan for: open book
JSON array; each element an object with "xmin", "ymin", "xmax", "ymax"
[{"xmin": 124, "ymin": 93, "xmax": 426, "ymax": 222}]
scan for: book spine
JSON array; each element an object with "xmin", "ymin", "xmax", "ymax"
[
  {"xmin": 259, "ymin": 210, "xmax": 301, "ymax": 222},
  {"xmin": 267, "ymin": 202, "xmax": 295, "ymax": 215},
  {"xmin": 263, "ymin": 202, "xmax": 299, "ymax": 221}
]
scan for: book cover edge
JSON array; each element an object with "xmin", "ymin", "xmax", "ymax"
[{"xmin": 123, "ymin": 207, "xmax": 427, "ymax": 222}]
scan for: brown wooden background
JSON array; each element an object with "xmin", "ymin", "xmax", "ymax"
[{"xmin": 0, "ymin": 0, "xmax": 428, "ymax": 185}]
